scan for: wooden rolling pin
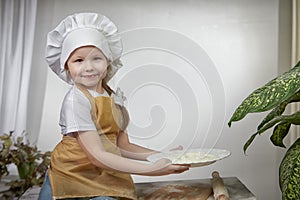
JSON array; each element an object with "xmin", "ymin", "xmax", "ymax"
[{"xmin": 211, "ymin": 171, "xmax": 230, "ymax": 200}]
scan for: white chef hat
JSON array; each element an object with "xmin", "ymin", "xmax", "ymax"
[{"xmin": 45, "ymin": 12, "xmax": 123, "ymax": 84}]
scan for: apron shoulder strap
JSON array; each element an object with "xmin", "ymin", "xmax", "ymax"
[{"xmin": 75, "ymin": 84, "xmax": 100, "ymax": 130}]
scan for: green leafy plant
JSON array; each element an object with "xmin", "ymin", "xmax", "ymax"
[
  {"xmin": 228, "ymin": 61, "xmax": 300, "ymax": 200},
  {"xmin": 0, "ymin": 131, "xmax": 51, "ymax": 199}
]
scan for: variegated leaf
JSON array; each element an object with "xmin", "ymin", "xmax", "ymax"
[
  {"xmin": 228, "ymin": 61, "xmax": 300, "ymax": 127},
  {"xmin": 270, "ymin": 122, "xmax": 291, "ymax": 148},
  {"xmin": 257, "ymin": 103, "xmax": 287, "ymax": 130},
  {"xmin": 243, "ymin": 133, "xmax": 259, "ymax": 153},
  {"xmin": 257, "ymin": 91, "xmax": 300, "ymax": 130},
  {"xmin": 279, "ymin": 138, "xmax": 300, "ymax": 200},
  {"xmin": 257, "ymin": 110, "xmax": 300, "ymax": 135},
  {"xmin": 243, "ymin": 111, "xmax": 300, "ymax": 152}
]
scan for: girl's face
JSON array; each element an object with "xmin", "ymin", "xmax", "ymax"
[{"xmin": 66, "ymin": 46, "xmax": 108, "ymax": 91}]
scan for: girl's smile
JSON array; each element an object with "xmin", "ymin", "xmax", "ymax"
[{"xmin": 66, "ymin": 46, "xmax": 109, "ymax": 92}]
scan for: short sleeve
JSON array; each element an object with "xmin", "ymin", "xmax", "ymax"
[{"xmin": 59, "ymin": 87, "xmax": 96, "ymax": 134}]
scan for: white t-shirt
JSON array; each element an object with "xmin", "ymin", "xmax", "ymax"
[{"xmin": 59, "ymin": 86, "xmax": 109, "ymax": 135}]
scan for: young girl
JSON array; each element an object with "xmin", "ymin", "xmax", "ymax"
[{"xmin": 39, "ymin": 13, "xmax": 190, "ymax": 200}]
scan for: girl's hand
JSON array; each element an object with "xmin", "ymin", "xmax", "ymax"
[
  {"xmin": 144, "ymin": 145, "xmax": 189, "ymax": 176},
  {"xmin": 145, "ymin": 158, "xmax": 190, "ymax": 176},
  {"xmin": 169, "ymin": 145, "xmax": 183, "ymax": 151}
]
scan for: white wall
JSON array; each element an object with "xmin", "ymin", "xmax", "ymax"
[{"xmin": 32, "ymin": 1, "xmax": 292, "ymax": 199}]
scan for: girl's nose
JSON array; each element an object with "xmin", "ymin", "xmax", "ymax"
[{"xmin": 84, "ymin": 60, "xmax": 94, "ymax": 71}]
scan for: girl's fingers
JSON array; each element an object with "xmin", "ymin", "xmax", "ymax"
[
  {"xmin": 172, "ymin": 165, "xmax": 190, "ymax": 173},
  {"xmin": 169, "ymin": 145, "xmax": 183, "ymax": 151}
]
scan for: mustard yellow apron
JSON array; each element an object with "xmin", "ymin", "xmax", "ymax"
[{"xmin": 48, "ymin": 87, "xmax": 137, "ymax": 200}]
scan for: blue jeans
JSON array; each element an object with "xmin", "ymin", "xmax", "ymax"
[{"xmin": 38, "ymin": 172, "xmax": 117, "ymax": 200}]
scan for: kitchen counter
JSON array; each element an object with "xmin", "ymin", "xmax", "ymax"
[{"xmin": 18, "ymin": 177, "xmax": 256, "ymax": 200}]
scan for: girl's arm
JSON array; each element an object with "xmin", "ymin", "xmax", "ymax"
[
  {"xmin": 75, "ymin": 130, "xmax": 190, "ymax": 176},
  {"xmin": 117, "ymin": 131, "xmax": 184, "ymax": 161},
  {"xmin": 117, "ymin": 131, "xmax": 159, "ymax": 161}
]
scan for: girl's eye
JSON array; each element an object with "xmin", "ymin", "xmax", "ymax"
[
  {"xmin": 94, "ymin": 57, "xmax": 102, "ymax": 61},
  {"xmin": 74, "ymin": 59, "xmax": 83, "ymax": 63}
]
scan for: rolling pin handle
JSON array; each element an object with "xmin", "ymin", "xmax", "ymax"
[
  {"xmin": 211, "ymin": 171, "xmax": 230, "ymax": 200},
  {"xmin": 212, "ymin": 171, "xmax": 220, "ymax": 178}
]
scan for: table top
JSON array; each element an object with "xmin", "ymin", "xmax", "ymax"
[
  {"xmin": 17, "ymin": 177, "xmax": 256, "ymax": 200},
  {"xmin": 135, "ymin": 177, "xmax": 256, "ymax": 200}
]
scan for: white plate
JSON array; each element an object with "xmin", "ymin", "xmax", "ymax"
[{"xmin": 147, "ymin": 148, "xmax": 230, "ymax": 167}]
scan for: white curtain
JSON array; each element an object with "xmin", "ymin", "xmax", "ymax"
[
  {"xmin": 291, "ymin": 0, "xmax": 300, "ymax": 143},
  {"xmin": 0, "ymin": 0, "xmax": 37, "ymax": 137}
]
